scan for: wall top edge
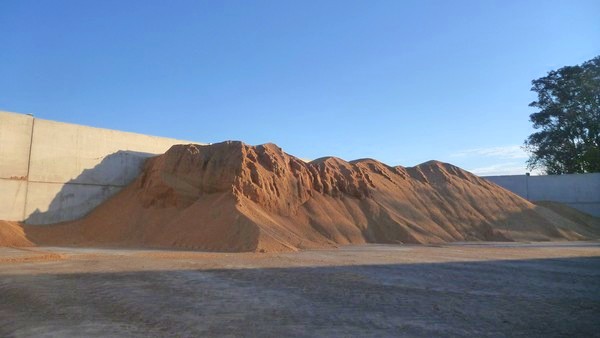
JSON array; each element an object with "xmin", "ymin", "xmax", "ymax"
[
  {"xmin": 0, "ymin": 110, "xmax": 203, "ymax": 145},
  {"xmin": 0, "ymin": 110, "xmax": 35, "ymax": 118}
]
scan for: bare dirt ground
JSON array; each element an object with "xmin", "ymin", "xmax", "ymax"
[{"xmin": 1, "ymin": 242, "xmax": 599, "ymax": 337}]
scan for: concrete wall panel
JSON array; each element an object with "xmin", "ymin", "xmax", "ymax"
[
  {"xmin": 0, "ymin": 111, "xmax": 33, "ymax": 179},
  {"xmin": 527, "ymin": 174, "xmax": 600, "ymax": 204},
  {"xmin": 483, "ymin": 175, "xmax": 529, "ymax": 198},
  {"xmin": 28, "ymin": 119, "xmax": 193, "ymax": 185},
  {"xmin": 485, "ymin": 173, "xmax": 600, "ymax": 217},
  {"xmin": 1, "ymin": 111, "xmax": 197, "ymax": 224},
  {"xmin": 0, "ymin": 179, "xmax": 27, "ymax": 221},
  {"xmin": 24, "ymin": 182, "xmax": 122, "ymax": 225}
]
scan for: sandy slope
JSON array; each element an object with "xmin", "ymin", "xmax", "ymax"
[
  {"xmin": 3, "ymin": 141, "xmax": 600, "ymax": 251},
  {"xmin": 0, "ymin": 221, "xmax": 34, "ymax": 247}
]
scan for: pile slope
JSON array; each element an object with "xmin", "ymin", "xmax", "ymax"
[
  {"xmin": 15, "ymin": 141, "xmax": 600, "ymax": 252},
  {"xmin": 0, "ymin": 221, "xmax": 34, "ymax": 247}
]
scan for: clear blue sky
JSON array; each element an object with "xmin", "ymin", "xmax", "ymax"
[{"xmin": 1, "ymin": 0, "xmax": 598, "ymax": 175}]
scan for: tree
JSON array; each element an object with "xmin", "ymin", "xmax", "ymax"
[{"xmin": 524, "ymin": 56, "xmax": 600, "ymax": 174}]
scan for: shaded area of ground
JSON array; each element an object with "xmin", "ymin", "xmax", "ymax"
[{"xmin": 1, "ymin": 243, "xmax": 599, "ymax": 337}]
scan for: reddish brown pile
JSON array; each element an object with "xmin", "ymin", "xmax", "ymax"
[
  {"xmin": 0, "ymin": 221, "xmax": 34, "ymax": 247},
  {"xmin": 7, "ymin": 141, "xmax": 600, "ymax": 252}
]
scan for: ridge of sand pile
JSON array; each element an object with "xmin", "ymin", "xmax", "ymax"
[{"xmin": 15, "ymin": 141, "xmax": 600, "ymax": 252}]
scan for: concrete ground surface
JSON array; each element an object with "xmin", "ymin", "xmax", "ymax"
[{"xmin": 1, "ymin": 242, "xmax": 599, "ymax": 337}]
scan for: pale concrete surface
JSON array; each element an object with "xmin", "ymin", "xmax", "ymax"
[
  {"xmin": 1, "ymin": 243, "xmax": 599, "ymax": 337},
  {"xmin": 28, "ymin": 119, "xmax": 193, "ymax": 184},
  {"xmin": 0, "ymin": 180, "xmax": 27, "ymax": 220},
  {"xmin": 0, "ymin": 111, "xmax": 33, "ymax": 179},
  {"xmin": 24, "ymin": 182, "xmax": 122, "ymax": 224},
  {"xmin": 485, "ymin": 174, "xmax": 529, "ymax": 198},
  {"xmin": 485, "ymin": 173, "xmax": 600, "ymax": 217},
  {"xmin": 0, "ymin": 111, "xmax": 199, "ymax": 224}
]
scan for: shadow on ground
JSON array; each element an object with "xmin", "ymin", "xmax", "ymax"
[{"xmin": 1, "ymin": 256, "xmax": 599, "ymax": 337}]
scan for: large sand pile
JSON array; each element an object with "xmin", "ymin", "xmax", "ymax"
[{"xmin": 6, "ymin": 141, "xmax": 600, "ymax": 252}]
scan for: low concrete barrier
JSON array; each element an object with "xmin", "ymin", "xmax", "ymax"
[
  {"xmin": 0, "ymin": 111, "xmax": 199, "ymax": 224},
  {"xmin": 484, "ymin": 173, "xmax": 600, "ymax": 217}
]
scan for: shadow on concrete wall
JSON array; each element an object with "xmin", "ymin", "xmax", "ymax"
[{"xmin": 25, "ymin": 150, "xmax": 154, "ymax": 225}]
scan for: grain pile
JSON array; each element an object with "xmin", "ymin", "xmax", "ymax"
[{"xmin": 4, "ymin": 141, "xmax": 600, "ymax": 251}]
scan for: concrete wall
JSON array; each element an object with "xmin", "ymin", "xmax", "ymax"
[
  {"xmin": 485, "ymin": 173, "xmax": 600, "ymax": 217},
  {"xmin": 0, "ymin": 112, "xmax": 33, "ymax": 221},
  {"xmin": 0, "ymin": 111, "xmax": 199, "ymax": 224}
]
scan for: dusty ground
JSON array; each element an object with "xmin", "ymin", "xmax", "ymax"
[{"xmin": 1, "ymin": 242, "xmax": 599, "ymax": 337}]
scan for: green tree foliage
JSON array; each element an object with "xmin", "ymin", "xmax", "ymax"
[{"xmin": 525, "ymin": 56, "xmax": 600, "ymax": 174}]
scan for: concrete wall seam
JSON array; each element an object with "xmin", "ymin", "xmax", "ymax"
[{"xmin": 22, "ymin": 116, "xmax": 35, "ymax": 220}]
